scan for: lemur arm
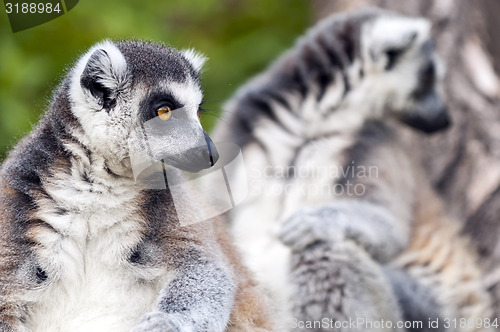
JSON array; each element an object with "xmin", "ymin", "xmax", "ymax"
[
  {"xmin": 279, "ymin": 200, "xmax": 409, "ymax": 263},
  {"xmin": 132, "ymin": 243, "xmax": 235, "ymax": 332},
  {"xmin": 278, "ymin": 131, "xmax": 421, "ymax": 326},
  {"xmin": 0, "ymin": 256, "xmax": 35, "ymax": 332},
  {"xmin": 0, "ymin": 304, "xmax": 26, "ymax": 332},
  {"xmin": 0, "ymin": 200, "xmax": 42, "ymax": 332}
]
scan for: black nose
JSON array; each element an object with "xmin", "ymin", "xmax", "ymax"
[
  {"xmin": 402, "ymin": 110, "xmax": 451, "ymax": 134},
  {"xmin": 204, "ymin": 131, "xmax": 219, "ymax": 166},
  {"xmin": 433, "ymin": 107, "xmax": 451, "ymax": 131}
]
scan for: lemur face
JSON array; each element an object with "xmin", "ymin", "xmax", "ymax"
[
  {"xmin": 360, "ymin": 15, "xmax": 450, "ymax": 133},
  {"xmin": 69, "ymin": 41, "xmax": 218, "ymax": 174}
]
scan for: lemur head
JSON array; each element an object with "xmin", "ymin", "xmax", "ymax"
[
  {"xmin": 68, "ymin": 40, "xmax": 218, "ymax": 175},
  {"xmin": 357, "ymin": 11, "xmax": 449, "ymax": 133}
]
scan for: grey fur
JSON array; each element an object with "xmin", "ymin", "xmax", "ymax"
[
  {"xmin": 278, "ymin": 201, "xmax": 407, "ymax": 263},
  {"xmin": 214, "ymin": 8, "xmax": 490, "ymax": 331},
  {"xmin": 384, "ymin": 268, "xmax": 443, "ymax": 332},
  {"xmin": 134, "ymin": 258, "xmax": 235, "ymax": 332},
  {"xmin": 277, "ymin": 121, "xmax": 440, "ymax": 331},
  {"xmin": 0, "ymin": 40, "xmax": 272, "ymax": 332},
  {"xmin": 288, "ymin": 241, "xmax": 403, "ymax": 332}
]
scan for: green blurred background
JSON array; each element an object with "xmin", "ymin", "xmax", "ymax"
[{"xmin": 0, "ymin": 0, "xmax": 312, "ymax": 161}]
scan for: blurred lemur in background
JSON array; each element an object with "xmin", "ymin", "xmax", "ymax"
[
  {"xmin": 213, "ymin": 8, "xmax": 493, "ymax": 331},
  {"xmin": 0, "ymin": 41, "xmax": 274, "ymax": 331}
]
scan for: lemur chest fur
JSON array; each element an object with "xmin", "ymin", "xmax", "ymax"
[
  {"xmin": 26, "ymin": 165, "xmax": 170, "ymax": 331},
  {"xmin": 230, "ymin": 133, "xmax": 352, "ymax": 324}
]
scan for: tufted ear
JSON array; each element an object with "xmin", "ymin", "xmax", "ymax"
[
  {"xmin": 79, "ymin": 41, "xmax": 128, "ymax": 110},
  {"xmin": 181, "ymin": 48, "xmax": 207, "ymax": 72},
  {"xmin": 363, "ymin": 17, "xmax": 430, "ymax": 69}
]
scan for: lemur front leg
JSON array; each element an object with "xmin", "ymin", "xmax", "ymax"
[
  {"xmin": 0, "ymin": 252, "xmax": 41, "ymax": 332},
  {"xmin": 288, "ymin": 240, "xmax": 404, "ymax": 332},
  {"xmin": 132, "ymin": 252, "xmax": 235, "ymax": 332},
  {"xmin": 279, "ymin": 200, "xmax": 409, "ymax": 263},
  {"xmin": 0, "ymin": 308, "xmax": 29, "ymax": 332},
  {"xmin": 279, "ymin": 201, "xmax": 407, "ymax": 331}
]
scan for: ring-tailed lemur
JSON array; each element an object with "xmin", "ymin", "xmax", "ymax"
[
  {"xmin": 0, "ymin": 40, "xmax": 274, "ymax": 332},
  {"xmin": 213, "ymin": 8, "xmax": 492, "ymax": 331}
]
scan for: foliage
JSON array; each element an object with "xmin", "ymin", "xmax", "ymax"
[{"xmin": 0, "ymin": 0, "xmax": 311, "ymax": 161}]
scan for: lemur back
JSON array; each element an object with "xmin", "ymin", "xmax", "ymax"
[
  {"xmin": 0, "ymin": 41, "xmax": 274, "ymax": 332},
  {"xmin": 213, "ymin": 8, "xmax": 492, "ymax": 331}
]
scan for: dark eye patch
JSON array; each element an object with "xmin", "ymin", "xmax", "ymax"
[
  {"xmin": 151, "ymin": 98, "xmax": 176, "ymax": 116},
  {"xmin": 385, "ymin": 48, "xmax": 404, "ymax": 70},
  {"xmin": 384, "ymin": 34, "xmax": 419, "ymax": 71},
  {"xmin": 36, "ymin": 267, "xmax": 48, "ymax": 283},
  {"xmin": 140, "ymin": 91, "xmax": 182, "ymax": 122}
]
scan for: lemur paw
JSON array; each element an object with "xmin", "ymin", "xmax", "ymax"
[
  {"xmin": 278, "ymin": 207, "xmax": 347, "ymax": 252},
  {"xmin": 131, "ymin": 311, "xmax": 180, "ymax": 332}
]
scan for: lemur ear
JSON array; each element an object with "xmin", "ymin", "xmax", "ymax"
[
  {"xmin": 364, "ymin": 17, "xmax": 430, "ymax": 69},
  {"xmin": 80, "ymin": 41, "xmax": 128, "ymax": 110},
  {"xmin": 181, "ymin": 49, "xmax": 207, "ymax": 72}
]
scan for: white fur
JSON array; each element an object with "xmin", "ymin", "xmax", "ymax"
[
  {"xmin": 362, "ymin": 16, "xmax": 430, "ymax": 63},
  {"xmin": 227, "ymin": 86, "xmax": 361, "ymax": 328},
  {"xmin": 13, "ymin": 40, "xmax": 222, "ymax": 332},
  {"xmin": 463, "ymin": 39, "xmax": 500, "ymax": 98},
  {"xmin": 25, "ymin": 147, "xmax": 172, "ymax": 332},
  {"xmin": 22, "ymin": 42, "xmax": 191, "ymax": 330},
  {"xmin": 230, "ymin": 132, "xmax": 359, "ymax": 329},
  {"xmin": 229, "ymin": 142, "xmax": 293, "ymax": 329},
  {"xmin": 356, "ymin": 16, "xmax": 442, "ymax": 119},
  {"xmin": 181, "ymin": 49, "xmax": 207, "ymax": 72},
  {"xmin": 168, "ymin": 80, "xmax": 203, "ymax": 118},
  {"xmin": 68, "ymin": 41, "xmax": 204, "ymax": 176},
  {"xmin": 68, "ymin": 40, "xmax": 136, "ymax": 175},
  {"xmin": 70, "ymin": 40, "xmax": 129, "ymax": 109}
]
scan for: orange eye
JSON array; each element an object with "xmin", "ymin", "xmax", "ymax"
[
  {"xmin": 197, "ymin": 110, "xmax": 201, "ymax": 120},
  {"xmin": 157, "ymin": 106, "xmax": 172, "ymax": 121}
]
